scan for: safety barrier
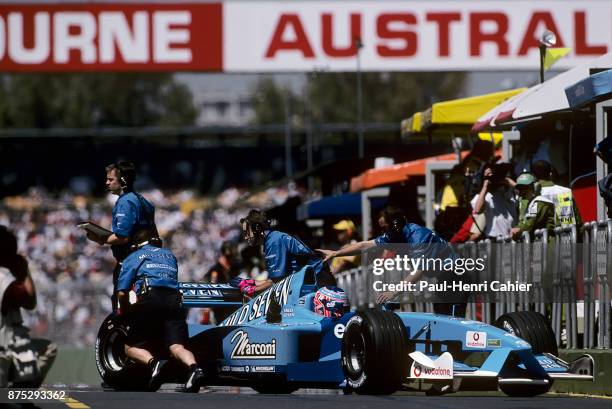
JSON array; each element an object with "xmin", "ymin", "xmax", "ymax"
[{"xmin": 335, "ymin": 219, "xmax": 612, "ymax": 350}]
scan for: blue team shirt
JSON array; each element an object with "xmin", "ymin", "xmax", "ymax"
[
  {"xmin": 117, "ymin": 244, "xmax": 179, "ymax": 293},
  {"xmin": 263, "ymin": 230, "xmax": 325, "ymax": 279},
  {"xmin": 374, "ymin": 223, "xmax": 454, "ymax": 259},
  {"xmin": 112, "ymin": 192, "xmax": 156, "ymax": 238}
]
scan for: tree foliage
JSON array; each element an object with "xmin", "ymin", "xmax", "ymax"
[
  {"xmin": 0, "ymin": 73, "xmax": 197, "ymax": 128},
  {"xmin": 252, "ymin": 72, "xmax": 466, "ymax": 125}
]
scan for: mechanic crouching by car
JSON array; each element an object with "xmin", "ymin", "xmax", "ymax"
[
  {"xmin": 116, "ymin": 228, "xmax": 204, "ymax": 393},
  {"xmin": 232, "ymin": 209, "xmax": 335, "ymax": 297}
]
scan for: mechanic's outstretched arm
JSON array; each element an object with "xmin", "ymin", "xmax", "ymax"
[{"xmin": 317, "ymin": 240, "xmax": 377, "ymax": 263}]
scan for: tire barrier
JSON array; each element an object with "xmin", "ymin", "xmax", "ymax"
[{"xmin": 335, "ymin": 219, "xmax": 612, "ymax": 350}]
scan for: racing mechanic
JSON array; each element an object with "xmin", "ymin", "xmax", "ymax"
[
  {"xmin": 86, "ymin": 161, "xmax": 158, "ymax": 311},
  {"xmin": 115, "ymin": 228, "xmax": 205, "ymax": 393},
  {"xmin": 232, "ymin": 209, "xmax": 336, "ymax": 297},
  {"xmin": 319, "ymin": 206, "xmax": 468, "ymax": 317}
]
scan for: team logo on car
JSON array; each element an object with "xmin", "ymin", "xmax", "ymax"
[
  {"xmin": 466, "ymin": 331, "xmax": 487, "ymax": 348},
  {"xmin": 409, "ymin": 351, "xmax": 453, "ymax": 379},
  {"xmin": 230, "ymin": 330, "xmax": 277, "ymax": 359}
]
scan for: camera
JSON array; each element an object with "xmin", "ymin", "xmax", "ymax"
[{"xmin": 483, "ymin": 162, "xmax": 513, "ymax": 183}]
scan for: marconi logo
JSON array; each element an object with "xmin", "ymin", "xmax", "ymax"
[{"xmin": 230, "ymin": 330, "xmax": 276, "ymax": 359}]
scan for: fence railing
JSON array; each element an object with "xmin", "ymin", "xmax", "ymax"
[{"xmin": 335, "ymin": 219, "xmax": 612, "ymax": 350}]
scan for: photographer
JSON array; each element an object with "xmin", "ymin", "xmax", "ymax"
[
  {"xmin": 470, "ymin": 163, "xmax": 518, "ymax": 240},
  {"xmin": 0, "ymin": 226, "xmax": 56, "ymax": 387}
]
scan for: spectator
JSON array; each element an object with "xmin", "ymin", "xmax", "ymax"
[
  {"xmin": 510, "ymin": 173, "xmax": 555, "ymax": 239},
  {"xmin": 202, "ymin": 240, "xmax": 241, "ymax": 323},
  {"xmin": 435, "ymin": 164, "xmax": 471, "ymax": 241},
  {"xmin": 204, "ymin": 241, "xmax": 240, "ymax": 284},
  {"xmin": 330, "ymin": 220, "xmax": 360, "ymax": 274}
]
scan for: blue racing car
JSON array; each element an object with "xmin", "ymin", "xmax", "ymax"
[{"xmin": 95, "ymin": 266, "xmax": 594, "ymax": 395}]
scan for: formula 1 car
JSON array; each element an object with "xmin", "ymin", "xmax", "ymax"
[{"xmin": 95, "ymin": 266, "xmax": 594, "ymax": 396}]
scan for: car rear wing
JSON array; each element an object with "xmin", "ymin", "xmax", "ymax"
[{"xmin": 179, "ymin": 282, "xmax": 243, "ymax": 308}]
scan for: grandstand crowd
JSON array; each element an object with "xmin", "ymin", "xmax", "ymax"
[{"xmin": 0, "ymin": 185, "xmax": 302, "ymax": 346}]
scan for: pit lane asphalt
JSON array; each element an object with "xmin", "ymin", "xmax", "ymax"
[{"xmin": 14, "ymin": 386, "xmax": 612, "ymax": 409}]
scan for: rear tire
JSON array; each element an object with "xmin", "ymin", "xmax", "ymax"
[
  {"xmin": 95, "ymin": 313, "xmax": 160, "ymax": 391},
  {"xmin": 341, "ymin": 310, "xmax": 408, "ymax": 395},
  {"xmin": 494, "ymin": 311, "xmax": 558, "ymax": 355}
]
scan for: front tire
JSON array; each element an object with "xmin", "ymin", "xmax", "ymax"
[
  {"xmin": 494, "ymin": 311, "xmax": 558, "ymax": 355},
  {"xmin": 95, "ymin": 313, "xmax": 160, "ymax": 391},
  {"xmin": 341, "ymin": 310, "xmax": 408, "ymax": 395}
]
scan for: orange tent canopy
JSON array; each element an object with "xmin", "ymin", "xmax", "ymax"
[{"xmin": 350, "ymin": 151, "xmax": 469, "ymax": 192}]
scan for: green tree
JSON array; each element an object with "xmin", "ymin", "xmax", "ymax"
[
  {"xmin": 251, "ymin": 77, "xmax": 304, "ymax": 126},
  {"xmin": 0, "ymin": 73, "xmax": 196, "ymax": 128},
  {"xmin": 252, "ymin": 72, "xmax": 466, "ymax": 125}
]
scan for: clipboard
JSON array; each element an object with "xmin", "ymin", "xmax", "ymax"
[{"xmin": 77, "ymin": 222, "xmax": 113, "ymax": 239}]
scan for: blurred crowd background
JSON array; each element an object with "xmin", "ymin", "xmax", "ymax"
[{"xmin": 0, "ymin": 184, "xmax": 307, "ymax": 346}]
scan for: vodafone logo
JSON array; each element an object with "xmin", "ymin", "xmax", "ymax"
[
  {"xmin": 466, "ymin": 331, "xmax": 487, "ymax": 348},
  {"xmin": 410, "ymin": 362, "xmax": 453, "ymax": 380}
]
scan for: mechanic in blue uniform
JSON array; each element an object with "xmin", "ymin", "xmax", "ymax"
[
  {"xmin": 116, "ymin": 228, "xmax": 204, "ymax": 393},
  {"xmin": 319, "ymin": 206, "xmax": 467, "ymax": 317},
  {"xmin": 86, "ymin": 161, "xmax": 158, "ymax": 311},
  {"xmin": 232, "ymin": 209, "xmax": 335, "ymax": 296}
]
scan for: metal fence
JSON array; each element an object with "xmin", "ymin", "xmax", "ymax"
[
  {"xmin": 335, "ymin": 219, "xmax": 612, "ymax": 350},
  {"xmin": 23, "ymin": 281, "xmax": 111, "ymax": 348}
]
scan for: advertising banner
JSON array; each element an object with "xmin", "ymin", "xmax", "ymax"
[{"xmin": 0, "ymin": 1, "xmax": 610, "ymax": 72}]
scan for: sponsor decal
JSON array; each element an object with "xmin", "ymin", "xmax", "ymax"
[
  {"xmin": 0, "ymin": 3, "xmax": 222, "ymax": 72},
  {"xmin": 282, "ymin": 307, "xmax": 295, "ymax": 317},
  {"xmin": 231, "ymin": 366, "xmax": 246, "ymax": 372},
  {"xmin": 250, "ymin": 365, "xmax": 276, "ymax": 373},
  {"xmin": 409, "ymin": 352, "xmax": 453, "ymax": 380},
  {"xmin": 466, "ymin": 331, "xmax": 487, "ymax": 348},
  {"xmin": 487, "ymin": 339, "xmax": 501, "ymax": 348},
  {"xmin": 537, "ymin": 356, "xmax": 563, "ymax": 369},
  {"xmin": 230, "ymin": 330, "xmax": 277, "ymax": 359},
  {"xmin": 334, "ymin": 323, "xmax": 346, "ymax": 339},
  {"xmin": 220, "ymin": 275, "xmax": 294, "ymax": 326}
]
